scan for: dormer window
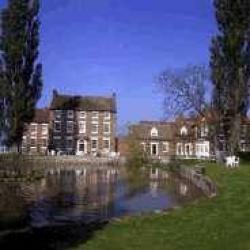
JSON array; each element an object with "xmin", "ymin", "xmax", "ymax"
[
  {"xmin": 180, "ymin": 126, "xmax": 187, "ymax": 136},
  {"xmin": 151, "ymin": 127, "xmax": 158, "ymax": 137}
]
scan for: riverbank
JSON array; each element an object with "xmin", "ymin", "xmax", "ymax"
[
  {"xmin": 72, "ymin": 161, "xmax": 250, "ymax": 250},
  {"xmin": 0, "ymin": 154, "xmax": 125, "ymax": 169}
]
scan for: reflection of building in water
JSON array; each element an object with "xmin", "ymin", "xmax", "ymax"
[
  {"xmin": 179, "ymin": 182, "xmax": 188, "ymax": 196},
  {"xmin": 150, "ymin": 181, "xmax": 159, "ymax": 198},
  {"xmin": 43, "ymin": 168, "xmax": 118, "ymax": 219},
  {"xmin": 150, "ymin": 168, "xmax": 169, "ymax": 180}
]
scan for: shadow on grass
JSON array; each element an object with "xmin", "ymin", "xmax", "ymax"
[{"xmin": 0, "ymin": 220, "xmax": 109, "ymax": 250}]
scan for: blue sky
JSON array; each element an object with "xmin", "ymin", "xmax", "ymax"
[{"xmin": 0, "ymin": 0, "xmax": 216, "ymax": 130}]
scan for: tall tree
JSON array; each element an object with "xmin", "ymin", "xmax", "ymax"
[
  {"xmin": 0, "ymin": 0, "xmax": 43, "ymax": 152},
  {"xmin": 210, "ymin": 0, "xmax": 250, "ymax": 155}
]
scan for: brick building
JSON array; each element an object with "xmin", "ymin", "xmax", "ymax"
[
  {"xmin": 128, "ymin": 121, "xmax": 176, "ymax": 159},
  {"xmin": 22, "ymin": 109, "xmax": 50, "ymax": 154},
  {"xmin": 127, "ymin": 115, "xmax": 250, "ymax": 160},
  {"xmin": 49, "ymin": 90, "xmax": 117, "ymax": 155}
]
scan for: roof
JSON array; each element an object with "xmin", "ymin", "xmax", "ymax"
[
  {"xmin": 50, "ymin": 91, "xmax": 117, "ymax": 112},
  {"xmin": 129, "ymin": 122, "xmax": 176, "ymax": 141},
  {"xmin": 33, "ymin": 109, "xmax": 50, "ymax": 124}
]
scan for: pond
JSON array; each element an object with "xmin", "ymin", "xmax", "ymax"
[{"xmin": 0, "ymin": 166, "xmax": 202, "ymax": 250}]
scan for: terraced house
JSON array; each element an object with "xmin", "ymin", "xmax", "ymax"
[
  {"xmin": 128, "ymin": 114, "xmax": 250, "ymax": 160},
  {"xmin": 49, "ymin": 90, "xmax": 117, "ymax": 155},
  {"xmin": 22, "ymin": 109, "xmax": 50, "ymax": 154}
]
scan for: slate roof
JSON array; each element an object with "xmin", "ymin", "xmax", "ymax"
[
  {"xmin": 129, "ymin": 121, "xmax": 176, "ymax": 141},
  {"xmin": 50, "ymin": 91, "xmax": 117, "ymax": 112}
]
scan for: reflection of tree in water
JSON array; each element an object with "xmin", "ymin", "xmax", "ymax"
[
  {"xmin": 0, "ymin": 181, "xmax": 42, "ymax": 230},
  {"xmin": 122, "ymin": 165, "xmax": 149, "ymax": 198}
]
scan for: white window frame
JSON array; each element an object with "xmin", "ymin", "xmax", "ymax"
[
  {"xmin": 41, "ymin": 138, "xmax": 47, "ymax": 148},
  {"xmin": 67, "ymin": 121, "xmax": 74, "ymax": 133},
  {"xmin": 55, "ymin": 110, "xmax": 62, "ymax": 120},
  {"xmin": 54, "ymin": 121, "xmax": 61, "ymax": 132},
  {"xmin": 103, "ymin": 137, "xmax": 110, "ymax": 151},
  {"xmin": 79, "ymin": 111, "xmax": 86, "ymax": 119},
  {"xmin": 67, "ymin": 110, "xmax": 74, "ymax": 119},
  {"xmin": 162, "ymin": 142, "xmax": 169, "ymax": 153},
  {"xmin": 180, "ymin": 126, "xmax": 188, "ymax": 136},
  {"xmin": 150, "ymin": 142, "xmax": 159, "ymax": 156},
  {"xmin": 104, "ymin": 112, "xmax": 111, "ymax": 120},
  {"xmin": 103, "ymin": 122, "xmax": 111, "ymax": 134},
  {"xmin": 30, "ymin": 123, "xmax": 37, "ymax": 135},
  {"xmin": 30, "ymin": 138, "xmax": 37, "ymax": 148},
  {"xmin": 41, "ymin": 124, "xmax": 48, "ymax": 135},
  {"xmin": 177, "ymin": 143, "xmax": 183, "ymax": 155},
  {"xmin": 91, "ymin": 137, "xmax": 98, "ymax": 151},
  {"xmin": 91, "ymin": 121, "xmax": 99, "ymax": 134},
  {"xmin": 92, "ymin": 111, "xmax": 99, "ymax": 119},
  {"xmin": 79, "ymin": 121, "xmax": 86, "ymax": 134},
  {"xmin": 151, "ymin": 127, "xmax": 158, "ymax": 137}
]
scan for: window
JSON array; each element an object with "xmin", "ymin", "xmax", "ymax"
[
  {"xmin": 66, "ymin": 139, "xmax": 73, "ymax": 149},
  {"xmin": 67, "ymin": 121, "xmax": 74, "ymax": 133},
  {"xmin": 151, "ymin": 127, "xmax": 158, "ymax": 137},
  {"xmin": 91, "ymin": 139, "xmax": 98, "ymax": 151},
  {"xmin": 41, "ymin": 124, "xmax": 48, "ymax": 135},
  {"xmin": 41, "ymin": 139, "xmax": 47, "ymax": 148},
  {"xmin": 67, "ymin": 110, "xmax": 74, "ymax": 119},
  {"xmin": 30, "ymin": 124, "xmax": 37, "ymax": 134},
  {"xmin": 163, "ymin": 142, "xmax": 169, "ymax": 153},
  {"xmin": 79, "ymin": 111, "xmax": 86, "ymax": 119},
  {"xmin": 30, "ymin": 138, "xmax": 36, "ymax": 147},
  {"xmin": 177, "ymin": 143, "xmax": 182, "ymax": 155},
  {"xmin": 104, "ymin": 112, "xmax": 111, "ymax": 120},
  {"xmin": 55, "ymin": 110, "xmax": 62, "ymax": 120},
  {"xmin": 180, "ymin": 126, "xmax": 188, "ymax": 136},
  {"xmin": 92, "ymin": 112, "xmax": 99, "ymax": 119},
  {"xmin": 103, "ymin": 122, "xmax": 110, "ymax": 134},
  {"xmin": 103, "ymin": 138, "xmax": 110, "ymax": 150},
  {"xmin": 92, "ymin": 122, "xmax": 98, "ymax": 134},
  {"xmin": 54, "ymin": 121, "xmax": 61, "ymax": 132},
  {"xmin": 79, "ymin": 121, "xmax": 86, "ymax": 134},
  {"xmin": 78, "ymin": 140, "xmax": 86, "ymax": 152}
]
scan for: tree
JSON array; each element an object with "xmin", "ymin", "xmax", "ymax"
[
  {"xmin": 157, "ymin": 64, "xmax": 210, "ymax": 119},
  {"xmin": 0, "ymin": 0, "xmax": 43, "ymax": 152},
  {"xmin": 210, "ymin": 0, "xmax": 250, "ymax": 155}
]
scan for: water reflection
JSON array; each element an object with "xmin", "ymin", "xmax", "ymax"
[{"xmin": 0, "ymin": 167, "xmax": 202, "ymax": 249}]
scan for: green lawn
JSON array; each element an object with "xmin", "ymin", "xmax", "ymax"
[{"xmin": 73, "ymin": 162, "xmax": 250, "ymax": 250}]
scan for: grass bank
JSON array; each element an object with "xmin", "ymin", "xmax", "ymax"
[{"xmin": 72, "ymin": 162, "xmax": 250, "ymax": 250}]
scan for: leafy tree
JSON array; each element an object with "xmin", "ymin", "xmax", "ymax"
[
  {"xmin": 0, "ymin": 0, "xmax": 43, "ymax": 152},
  {"xmin": 210, "ymin": 0, "xmax": 250, "ymax": 154}
]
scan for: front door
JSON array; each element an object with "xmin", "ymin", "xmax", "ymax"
[{"xmin": 151, "ymin": 143, "xmax": 158, "ymax": 156}]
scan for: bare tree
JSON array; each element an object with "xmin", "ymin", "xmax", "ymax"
[{"xmin": 157, "ymin": 65, "xmax": 210, "ymax": 119}]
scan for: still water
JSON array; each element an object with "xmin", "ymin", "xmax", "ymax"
[{"xmin": 0, "ymin": 166, "xmax": 202, "ymax": 250}]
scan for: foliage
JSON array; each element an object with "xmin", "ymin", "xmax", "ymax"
[
  {"xmin": 126, "ymin": 135, "xmax": 149, "ymax": 169},
  {"xmin": 0, "ymin": 0, "xmax": 43, "ymax": 151},
  {"xmin": 157, "ymin": 64, "xmax": 210, "ymax": 118},
  {"xmin": 72, "ymin": 162, "xmax": 250, "ymax": 250},
  {"xmin": 210, "ymin": 0, "xmax": 250, "ymax": 154}
]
